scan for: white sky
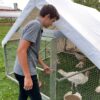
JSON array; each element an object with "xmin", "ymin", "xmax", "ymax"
[{"xmin": 0, "ymin": 0, "xmax": 29, "ymax": 10}]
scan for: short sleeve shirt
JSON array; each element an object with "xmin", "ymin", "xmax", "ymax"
[{"xmin": 14, "ymin": 19, "xmax": 43, "ymax": 76}]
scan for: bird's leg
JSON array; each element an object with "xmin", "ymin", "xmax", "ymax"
[
  {"xmin": 71, "ymin": 83, "xmax": 76, "ymax": 94},
  {"xmin": 75, "ymin": 84, "xmax": 79, "ymax": 93},
  {"xmin": 73, "ymin": 84, "xmax": 77, "ymax": 94},
  {"xmin": 71, "ymin": 82, "xmax": 74, "ymax": 92},
  {"xmin": 72, "ymin": 84, "xmax": 79, "ymax": 94}
]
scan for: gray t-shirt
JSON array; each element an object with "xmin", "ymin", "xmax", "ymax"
[{"xmin": 14, "ymin": 19, "xmax": 43, "ymax": 76}]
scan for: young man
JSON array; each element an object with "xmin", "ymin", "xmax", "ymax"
[{"xmin": 14, "ymin": 4, "xmax": 60, "ymax": 100}]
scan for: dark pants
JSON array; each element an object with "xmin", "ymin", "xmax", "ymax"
[{"xmin": 14, "ymin": 73, "xmax": 42, "ymax": 100}]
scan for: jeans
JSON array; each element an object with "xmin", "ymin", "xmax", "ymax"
[{"xmin": 14, "ymin": 73, "xmax": 42, "ymax": 100}]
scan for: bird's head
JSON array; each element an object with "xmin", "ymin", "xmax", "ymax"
[{"xmin": 84, "ymin": 71, "xmax": 90, "ymax": 77}]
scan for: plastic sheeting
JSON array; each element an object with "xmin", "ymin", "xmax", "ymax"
[{"xmin": 2, "ymin": 0, "xmax": 100, "ymax": 69}]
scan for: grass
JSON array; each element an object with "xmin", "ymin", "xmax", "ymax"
[
  {"xmin": 0, "ymin": 25, "xmax": 100, "ymax": 100},
  {"xmin": 0, "ymin": 26, "xmax": 18, "ymax": 100}
]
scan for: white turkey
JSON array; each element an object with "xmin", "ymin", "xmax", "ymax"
[
  {"xmin": 75, "ymin": 61, "xmax": 84, "ymax": 68},
  {"xmin": 95, "ymin": 86, "xmax": 100, "ymax": 93},
  {"xmin": 74, "ymin": 52, "xmax": 85, "ymax": 61},
  {"xmin": 74, "ymin": 52, "xmax": 86, "ymax": 68},
  {"xmin": 58, "ymin": 69, "xmax": 89, "ymax": 88}
]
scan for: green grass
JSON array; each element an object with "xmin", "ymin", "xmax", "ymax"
[{"xmin": 0, "ymin": 26, "xmax": 18, "ymax": 100}]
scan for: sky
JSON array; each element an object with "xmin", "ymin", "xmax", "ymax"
[{"xmin": 0, "ymin": 0, "xmax": 29, "ymax": 10}]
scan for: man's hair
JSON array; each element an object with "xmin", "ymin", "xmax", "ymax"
[{"xmin": 40, "ymin": 4, "xmax": 60, "ymax": 20}]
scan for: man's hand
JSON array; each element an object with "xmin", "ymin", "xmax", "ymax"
[
  {"xmin": 24, "ymin": 76, "xmax": 33, "ymax": 90},
  {"xmin": 43, "ymin": 65, "xmax": 53, "ymax": 74},
  {"xmin": 38, "ymin": 55, "xmax": 53, "ymax": 74}
]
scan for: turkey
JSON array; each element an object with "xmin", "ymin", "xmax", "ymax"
[
  {"xmin": 74, "ymin": 52, "xmax": 86, "ymax": 68},
  {"xmin": 75, "ymin": 61, "xmax": 84, "ymax": 69},
  {"xmin": 58, "ymin": 69, "xmax": 89, "ymax": 91},
  {"xmin": 58, "ymin": 69, "xmax": 89, "ymax": 86},
  {"xmin": 95, "ymin": 86, "xmax": 100, "ymax": 93},
  {"xmin": 74, "ymin": 52, "xmax": 85, "ymax": 61}
]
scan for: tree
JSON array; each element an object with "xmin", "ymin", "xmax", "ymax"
[{"xmin": 73, "ymin": 0, "xmax": 100, "ymax": 11}]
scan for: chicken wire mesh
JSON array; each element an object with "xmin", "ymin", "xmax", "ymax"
[
  {"xmin": 38, "ymin": 37, "xmax": 100, "ymax": 100},
  {"xmin": 56, "ymin": 52, "xmax": 100, "ymax": 100},
  {"xmin": 3, "ymin": 39, "xmax": 19, "ymax": 79},
  {"xmin": 3, "ymin": 35, "xmax": 100, "ymax": 100}
]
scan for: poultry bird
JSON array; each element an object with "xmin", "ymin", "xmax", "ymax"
[
  {"xmin": 58, "ymin": 69, "xmax": 89, "ymax": 92},
  {"xmin": 74, "ymin": 52, "xmax": 86, "ymax": 68}
]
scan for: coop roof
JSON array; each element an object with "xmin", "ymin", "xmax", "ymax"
[{"xmin": 2, "ymin": 0, "xmax": 100, "ymax": 69}]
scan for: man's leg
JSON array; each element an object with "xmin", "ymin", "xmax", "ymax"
[
  {"xmin": 27, "ymin": 75, "xmax": 42, "ymax": 100},
  {"xmin": 14, "ymin": 73, "xmax": 28, "ymax": 100}
]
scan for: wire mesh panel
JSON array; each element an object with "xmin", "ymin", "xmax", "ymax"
[
  {"xmin": 37, "ymin": 36, "xmax": 53, "ymax": 99},
  {"xmin": 4, "ymin": 39, "xmax": 19, "ymax": 79},
  {"xmin": 56, "ymin": 52, "xmax": 100, "ymax": 100},
  {"xmin": 38, "ymin": 36, "xmax": 100, "ymax": 100},
  {"xmin": 37, "ymin": 58, "xmax": 50, "ymax": 97}
]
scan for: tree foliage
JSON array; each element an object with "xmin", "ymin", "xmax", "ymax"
[{"xmin": 74, "ymin": 0, "xmax": 100, "ymax": 11}]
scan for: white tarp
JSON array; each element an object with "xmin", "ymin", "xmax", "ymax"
[{"xmin": 2, "ymin": 0, "xmax": 100, "ymax": 69}]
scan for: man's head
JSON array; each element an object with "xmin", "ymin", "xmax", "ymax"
[{"xmin": 39, "ymin": 4, "xmax": 60, "ymax": 28}]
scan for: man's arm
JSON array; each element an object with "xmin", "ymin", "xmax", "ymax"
[
  {"xmin": 38, "ymin": 55, "xmax": 46, "ymax": 69},
  {"xmin": 38, "ymin": 55, "xmax": 53, "ymax": 74},
  {"xmin": 17, "ymin": 39, "xmax": 33, "ymax": 90}
]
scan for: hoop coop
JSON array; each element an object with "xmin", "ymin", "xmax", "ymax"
[{"xmin": 2, "ymin": 0, "xmax": 100, "ymax": 100}]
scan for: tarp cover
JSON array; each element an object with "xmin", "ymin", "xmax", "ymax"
[{"xmin": 2, "ymin": 0, "xmax": 100, "ymax": 69}]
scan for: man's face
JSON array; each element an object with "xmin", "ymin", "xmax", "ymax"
[{"xmin": 43, "ymin": 15, "xmax": 56, "ymax": 28}]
